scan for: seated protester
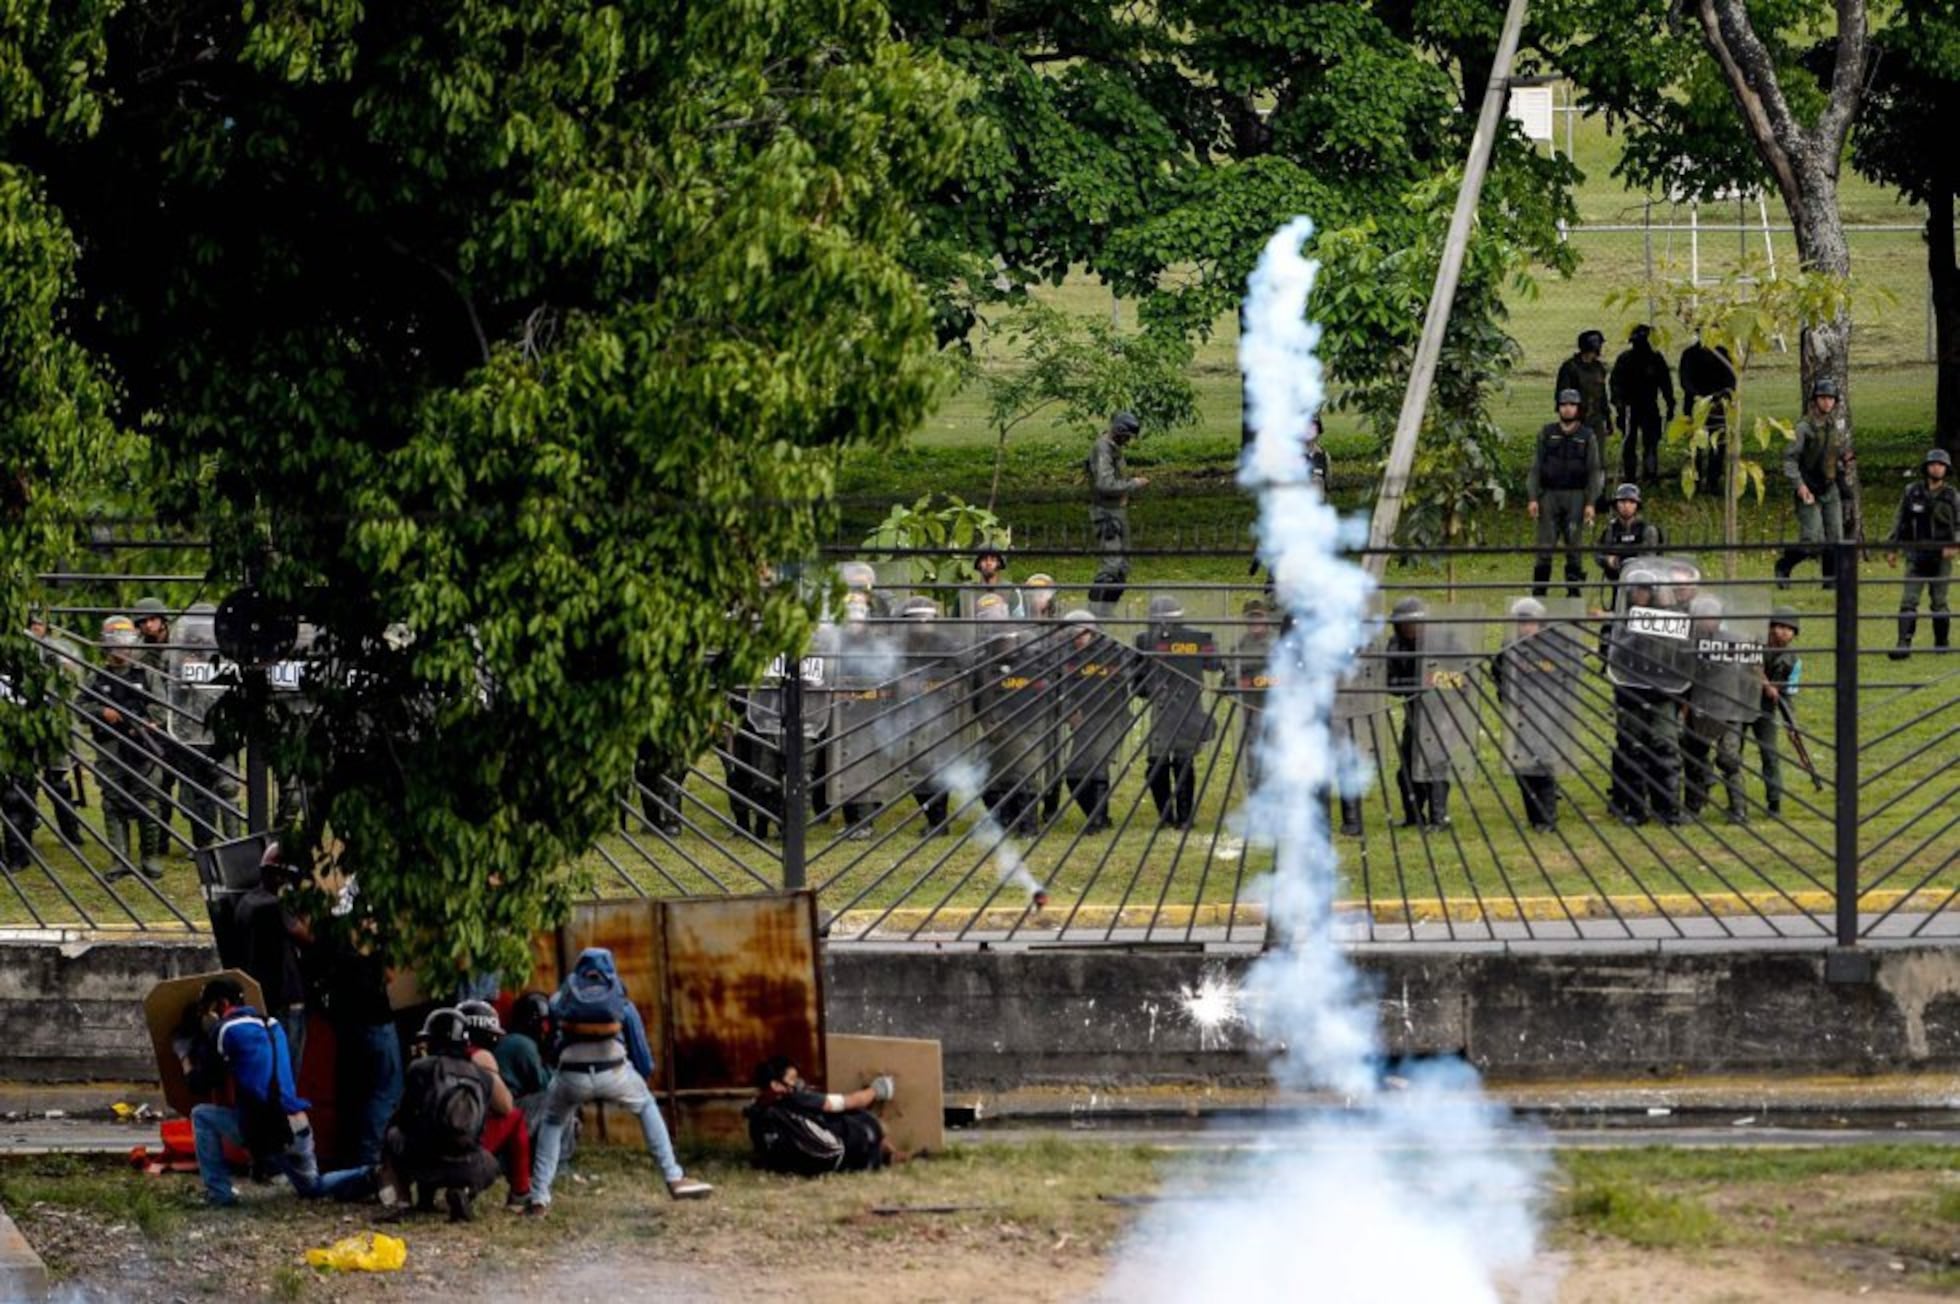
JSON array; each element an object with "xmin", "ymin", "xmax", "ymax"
[
  {"xmin": 528, "ymin": 948, "xmax": 712, "ymax": 1214},
  {"xmin": 184, "ymin": 978, "xmax": 322, "ymax": 1207},
  {"xmin": 747, "ymin": 1056, "xmax": 896, "ymax": 1175},
  {"xmin": 457, "ymin": 999, "xmax": 534, "ymax": 1211},
  {"xmin": 378, "ymin": 1007, "xmax": 513, "ymax": 1223},
  {"xmin": 499, "ymin": 992, "xmax": 560, "ymax": 1133}
]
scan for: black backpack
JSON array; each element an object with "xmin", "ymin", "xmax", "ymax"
[
  {"xmin": 414, "ymin": 1056, "xmax": 489, "ymax": 1158},
  {"xmin": 746, "ymin": 1100, "xmax": 845, "ymax": 1176}
]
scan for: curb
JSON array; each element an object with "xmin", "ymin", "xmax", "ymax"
[{"xmin": 0, "ymin": 1204, "xmax": 48, "ymax": 1300}]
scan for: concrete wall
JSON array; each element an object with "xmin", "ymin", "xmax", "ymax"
[{"xmin": 2, "ymin": 937, "xmax": 1959, "ymax": 1087}]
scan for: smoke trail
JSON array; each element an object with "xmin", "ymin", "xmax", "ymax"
[
  {"xmin": 1106, "ymin": 219, "xmax": 1540, "ymax": 1302},
  {"xmin": 940, "ymin": 759, "xmax": 1047, "ymax": 902}
]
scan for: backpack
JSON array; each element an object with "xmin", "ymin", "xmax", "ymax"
[
  {"xmin": 414, "ymin": 1056, "xmax": 489, "ymax": 1158},
  {"xmin": 558, "ymin": 966, "xmax": 628, "ymax": 1044},
  {"xmin": 746, "ymin": 1100, "xmax": 846, "ymax": 1176},
  {"xmin": 217, "ymin": 1014, "xmax": 295, "ymax": 1159}
]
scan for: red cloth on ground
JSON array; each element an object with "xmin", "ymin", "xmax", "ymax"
[{"xmin": 480, "ymin": 1107, "xmax": 531, "ymax": 1196}]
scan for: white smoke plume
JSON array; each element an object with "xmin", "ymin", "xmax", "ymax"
[
  {"xmin": 940, "ymin": 759, "xmax": 1046, "ymax": 900},
  {"xmin": 1106, "ymin": 219, "xmax": 1541, "ymax": 1302}
]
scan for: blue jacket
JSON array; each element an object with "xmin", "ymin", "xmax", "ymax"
[
  {"xmin": 215, "ymin": 1005, "xmax": 309, "ymax": 1114},
  {"xmin": 553, "ymin": 947, "xmax": 655, "ymax": 1078}
]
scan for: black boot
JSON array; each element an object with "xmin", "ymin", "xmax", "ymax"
[
  {"xmin": 1890, "ymin": 616, "xmax": 1915, "ymax": 661},
  {"xmin": 1773, "ymin": 555, "xmax": 1794, "ymax": 590},
  {"xmin": 1935, "ymin": 616, "xmax": 1951, "ymax": 650},
  {"xmin": 1339, "ymin": 796, "xmax": 1363, "ymax": 837},
  {"xmin": 1428, "ymin": 782, "xmax": 1451, "ymax": 830}
]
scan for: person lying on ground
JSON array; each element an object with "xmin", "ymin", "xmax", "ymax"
[{"xmin": 746, "ymin": 1056, "xmax": 897, "ymax": 1175}]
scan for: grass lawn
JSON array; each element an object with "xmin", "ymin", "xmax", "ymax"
[{"xmin": 3, "ymin": 1140, "xmax": 1955, "ymax": 1299}]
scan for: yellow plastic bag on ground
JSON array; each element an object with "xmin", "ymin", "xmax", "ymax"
[{"xmin": 304, "ymin": 1231, "xmax": 408, "ymax": 1273}]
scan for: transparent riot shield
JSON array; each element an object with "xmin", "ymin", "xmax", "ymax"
[
  {"xmin": 1499, "ymin": 600, "xmax": 1586, "ymax": 777},
  {"xmin": 825, "ymin": 617, "xmax": 910, "ymax": 810},
  {"xmin": 1061, "ymin": 623, "xmax": 1134, "ymax": 780},
  {"xmin": 968, "ymin": 624, "xmax": 1043, "ymax": 786},
  {"xmin": 1405, "ymin": 608, "xmax": 1482, "ymax": 786},
  {"xmin": 897, "ymin": 615, "xmax": 965, "ymax": 795},
  {"xmin": 167, "ymin": 605, "xmax": 231, "ymax": 749},
  {"xmin": 1687, "ymin": 586, "xmax": 1769, "ymax": 727},
  {"xmin": 1333, "ymin": 629, "xmax": 1392, "ymax": 762},
  {"xmin": 1606, "ymin": 556, "xmax": 1700, "ymax": 694}
]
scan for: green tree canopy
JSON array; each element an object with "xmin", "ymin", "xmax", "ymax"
[{"xmin": 0, "ymin": 0, "xmax": 969, "ymax": 978}]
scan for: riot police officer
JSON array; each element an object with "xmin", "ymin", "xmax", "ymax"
[
  {"xmin": 1225, "ymin": 599, "xmax": 1275, "ymax": 799},
  {"xmin": 1602, "ymin": 563, "xmax": 1692, "ymax": 827},
  {"xmin": 1753, "ymin": 607, "xmax": 1803, "ymax": 817},
  {"xmin": 1527, "ymin": 389, "xmax": 1603, "ymax": 597},
  {"xmin": 87, "ymin": 617, "xmax": 168, "ymax": 878},
  {"xmin": 1681, "ymin": 595, "xmax": 1760, "ymax": 825},
  {"xmin": 1594, "ymin": 482, "xmax": 1663, "ymax": 601},
  {"xmin": 25, "ymin": 615, "xmax": 87, "ymax": 846},
  {"xmin": 1386, "ymin": 598, "xmax": 1449, "ymax": 828},
  {"xmin": 1088, "ymin": 412, "xmax": 1148, "ymax": 616},
  {"xmin": 1609, "ymin": 324, "xmax": 1676, "ymax": 487},
  {"xmin": 1133, "ymin": 596, "xmax": 1218, "ymax": 829},
  {"xmin": 1061, "ymin": 610, "xmax": 1126, "ymax": 834},
  {"xmin": 1774, "ymin": 377, "xmax": 1848, "ymax": 589},
  {"xmin": 1497, "ymin": 597, "xmax": 1579, "ymax": 832},
  {"xmin": 1884, "ymin": 448, "xmax": 1958, "ymax": 658},
  {"xmin": 1555, "ymin": 329, "xmax": 1614, "ymax": 448},
  {"xmin": 166, "ymin": 604, "xmax": 242, "ymax": 845},
  {"xmin": 0, "ymin": 667, "xmax": 38, "ymax": 870}
]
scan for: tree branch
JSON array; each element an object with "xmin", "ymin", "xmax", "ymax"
[
  {"xmin": 1694, "ymin": 0, "xmax": 1803, "ymax": 213},
  {"xmin": 1813, "ymin": 0, "xmax": 1870, "ymax": 157},
  {"xmin": 385, "ymin": 237, "xmax": 491, "ymax": 367}
]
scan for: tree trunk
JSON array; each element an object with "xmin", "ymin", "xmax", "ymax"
[
  {"xmin": 1694, "ymin": 0, "xmax": 1869, "ymax": 536},
  {"xmin": 1930, "ymin": 187, "xmax": 1960, "ymax": 447}
]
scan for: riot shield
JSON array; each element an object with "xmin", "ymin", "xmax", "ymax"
[
  {"xmin": 1333, "ymin": 630, "xmax": 1392, "ymax": 762},
  {"xmin": 1606, "ymin": 557, "xmax": 1700, "ymax": 694},
  {"xmin": 1405, "ymin": 609, "xmax": 1481, "ymax": 786},
  {"xmin": 1133, "ymin": 622, "xmax": 1219, "ymax": 757},
  {"xmin": 1499, "ymin": 602, "xmax": 1586, "ymax": 777},
  {"xmin": 1061, "ymin": 625, "xmax": 1133, "ymax": 777},
  {"xmin": 1687, "ymin": 587, "xmax": 1769, "ymax": 726},
  {"xmin": 745, "ymin": 649, "xmax": 828, "ymax": 745},
  {"xmin": 897, "ymin": 617, "xmax": 965, "ymax": 793},
  {"xmin": 167, "ymin": 605, "xmax": 231, "ymax": 748},
  {"xmin": 968, "ymin": 625, "xmax": 1046, "ymax": 785},
  {"xmin": 825, "ymin": 618, "xmax": 910, "ymax": 809}
]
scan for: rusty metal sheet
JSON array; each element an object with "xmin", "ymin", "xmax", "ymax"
[
  {"xmin": 144, "ymin": 969, "xmax": 265, "ymax": 1117},
  {"xmin": 658, "ymin": 892, "xmax": 823, "ymax": 1094}
]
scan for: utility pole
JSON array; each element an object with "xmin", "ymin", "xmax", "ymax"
[{"xmin": 1364, "ymin": 0, "xmax": 1531, "ymax": 576}]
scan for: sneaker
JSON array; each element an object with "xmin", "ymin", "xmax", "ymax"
[
  {"xmin": 377, "ymin": 1201, "xmax": 410, "ymax": 1224},
  {"xmin": 667, "ymin": 1177, "xmax": 714, "ymax": 1200},
  {"xmin": 504, "ymin": 1192, "xmax": 531, "ymax": 1213},
  {"xmin": 446, "ymin": 1188, "xmax": 475, "ymax": 1223},
  {"xmin": 523, "ymin": 1200, "xmax": 549, "ymax": 1218}
]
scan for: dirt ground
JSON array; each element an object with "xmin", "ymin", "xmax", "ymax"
[{"xmin": 4, "ymin": 1142, "xmax": 1956, "ymax": 1301}]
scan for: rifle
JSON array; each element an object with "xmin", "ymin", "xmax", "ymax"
[{"xmin": 1775, "ymin": 694, "xmax": 1824, "ymax": 791}]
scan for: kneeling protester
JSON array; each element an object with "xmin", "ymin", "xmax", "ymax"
[{"xmin": 746, "ymin": 1056, "xmax": 894, "ymax": 1175}]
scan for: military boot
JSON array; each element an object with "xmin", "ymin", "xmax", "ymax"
[
  {"xmin": 1935, "ymin": 616, "xmax": 1951, "ymax": 650},
  {"xmin": 1724, "ymin": 777, "xmax": 1749, "ymax": 825},
  {"xmin": 1338, "ymin": 796, "xmax": 1364, "ymax": 837},
  {"xmin": 138, "ymin": 814, "xmax": 166, "ymax": 881},
  {"xmin": 102, "ymin": 808, "xmax": 133, "ymax": 878},
  {"xmin": 1890, "ymin": 616, "xmax": 1915, "ymax": 661},
  {"xmin": 1427, "ymin": 782, "xmax": 1452, "ymax": 830}
]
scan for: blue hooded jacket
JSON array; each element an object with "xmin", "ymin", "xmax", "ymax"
[
  {"xmin": 215, "ymin": 1004, "xmax": 309, "ymax": 1114},
  {"xmin": 553, "ymin": 947, "xmax": 655, "ymax": 1077}
]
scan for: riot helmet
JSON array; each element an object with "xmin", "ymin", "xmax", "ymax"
[{"xmin": 1577, "ymin": 329, "xmax": 1605, "ymax": 355}]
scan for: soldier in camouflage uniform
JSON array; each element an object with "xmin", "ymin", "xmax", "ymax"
[
  {"xmin": 1087, "ymin": 412, "xmax": 1147, "ymax": 617},
  {"xmin": 1774, "ymin": 378, "xmax": 1848, "ymax": 589},
  {"xmin": 1527, "ymin": 389, "xmax": 1603, "ymax": 598},
  {"xmin": 1752, "ymin": 607, "xmax": 1802, "ymax": 818},
  {"xmin": 1884, "ymin": 448, "xmax": 1958, "ymax": 659},
  {"xmin": 1555, "ymin": 329, "xmax": 1614, "ymax": 454}
]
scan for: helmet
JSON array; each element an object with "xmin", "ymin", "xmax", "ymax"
[
  {"xmin": 1688, "ymin": 594, "xmax": 1724, "ymax": 620},
  {"xmin": 1147, "ymin": 595, "xmax": 1184, "ymax": 622},
  {"xmin": 100, "ymin": 615, "xmax": 138, "ymax": 649},
  {"xmin": 1242, "ymin": 598, "xmax": 1270, "ymax": 618},
  {"xmin": 899, "ymin": 596, "xmax": 939, "ymax": 620},
  {"xmin": 975, "ymin": 593, "xmax": 1009, "ymax": 620},
  {"xmin": 1577, "ymin": 330, "xmax": 1605, "ymax": 353},
  {"xmin": 1024, "ymin": 573, "xmax": 1054, "ymax": 589},
  {"xmin": 1769, "ymin": 606, "xmax": 1801, "ymax": 633},
  {"xmin": 457, "ymin": 999, "xmax": 504, "ymax": 1048},
  {"xmin": 1062, "ymin": 609, "xmax": 1097, "ymax": 626},
  {"xmin": 839, "ymin": 561, "xmax": 876, "ymax": 590},
  {"xmin": 1614, "ymin": 482, "xmax": 1642, "ymax": 504},
  {"xmin": 1925, "ymin": 449, "xmax": 1952, "ymax": 469},
  {"xmin": 1629, "ymin": 323, "xmax": 1652, "ymax": 342},
  {"xmin": 134, "ymin": 596, "xmax": 168, "ymax": 618},
  {"xmin": 509, "ymin": 991, "xmax": 552, "ymax": 1039},
  {"xmin": 1509, "ymin": 597, "xmax": 1546, "ymax": 621},
  {"xmin": 973, "ymin": 543, "xmax": 1007, "ymax": 568},
  {"xmin": 418, "ymin": 1007, "xmax": 469, "ymax": 1053},
  {"xmin": 1810, "ymin": 376, "xmax": 1840, "ymax": 400},
  {"xmin": 1556, "ymin": 389, "xmax": 1583, "ymax": 408},
  {"xmin": 1390, "ymin": 597, "xmax": 1426, "ymax": 620},
  {"xmin": 1110, "ymin": 411, "xmax": 1140, "ymax": 437}
]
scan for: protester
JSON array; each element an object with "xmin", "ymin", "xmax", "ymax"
[
  {"xmin": 527, "ymin": 948, "xmax": 712, "ymax": 1213},
  {"xmin": 457, "ymin": 1000, "xmax": 534, "ymax": 1211},
  {"xmin": 233, "ymin": 841, "xmax": 309, "ymax": 1063},
  {"xmin": 183, "ymin": 978, "xmax": 322, "ymax": 1207},
  {"xmin": 377, "ymin": 1007, "xmax": 513, "ymax": 1222},
  {"xmin": 747, "ymin": 1057, "xmax": 895, "ymax": 1174},
  {"xmin": 323, "ymin": 919, "xmax": 404, "ymax": 1168}
]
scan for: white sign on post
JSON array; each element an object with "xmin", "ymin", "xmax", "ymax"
[{"xmin": 1507, "ymin": 85, "xmax": 1555, "ymax": 142}]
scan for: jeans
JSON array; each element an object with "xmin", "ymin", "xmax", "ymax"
[
  {"xmin": 191, "ymin": 1103, "xmax": 319, "ymax": 1205},
  {"xmin": 278, "ymin": 1008, "xmax": 307, "ymax": 1077},
  {"xmin": 530, "ymin": 1064, "xmax": 681, "ymax": 1204},
  {"xmin": 345, "ymin": 1020, "xmax": 404, "ymax": 1167}
]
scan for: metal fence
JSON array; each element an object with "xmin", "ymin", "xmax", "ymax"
[{"xmin": 7, "ymin": 539, "xmax": 1955, "ymax": 950}]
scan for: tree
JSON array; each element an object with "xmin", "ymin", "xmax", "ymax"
[
  {"xmin": 1, "ymin": 1, "xmax": 969, "ymax": 980},
  {"xmin": 1853, "ymin": 0, "xmax": 1960, "ymax": 445},
  {"xmin": 979, "ymin": 301, "xmax": 1195, "ymax": 512},
  {"xmin": 1541, "ymin": 0, "xmax": 1872, "ymax": 522}
]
